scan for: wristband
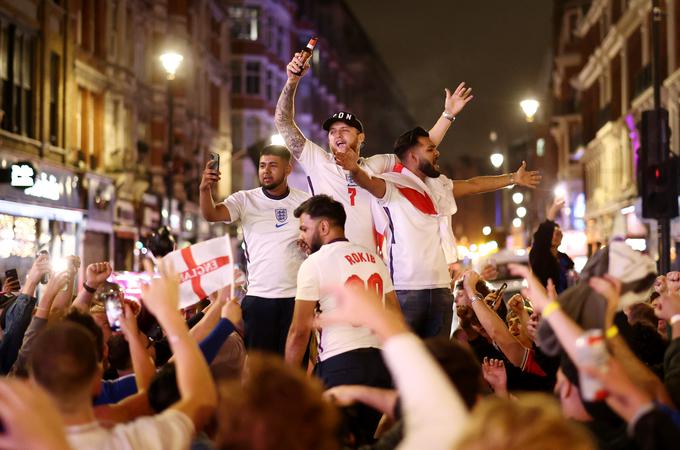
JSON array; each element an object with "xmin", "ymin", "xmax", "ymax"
[
  {"xmin": 542, "ymin": 301, "xmax": 560, "ymax": 318},
  {"xmin": 83, "ymin": 282, "xmax": 97, "ymax": 294},
  {"xmin": 35, "ymin": 306, "xmax": 49, "ymax": 313},
  {"xmin": 671, "ymin": 314, "xmax": 680, "ymax": 325},
  {"xmin": 606, "ymin": 325, "xmax": 619, "ymax": 339},
  {"xmin": 471, "ymin": 292, "xmax": 484, "ymax": 303},
  {"xmin": 442, "ymin": 111, "xmax": 456, "ymax": 122}
]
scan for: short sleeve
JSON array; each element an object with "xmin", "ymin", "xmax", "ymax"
[
  {"xmin": 376, "ymin": 179, "xmax": 396, "ymax": 205},
  {"xmin": 295, "ymin": 259, "xmax": 320, "ymax": 301},
  {"xmin": 112, "ymin": 409, "xmax": 194, "ymax": 450},
  {"xmin": 297, "ymin": 140, "xmax": 331, "ymax": 172},
  {"xmin": 363, "ymin": 154, "xmax": 397, "ymax": 175},
  {"xmin": 223, "ymin": 191, "xmax": 246, "ymax": 224}
]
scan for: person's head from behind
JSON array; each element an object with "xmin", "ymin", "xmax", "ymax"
[
  {"xmin": 29, "ymin": 322, "xmax": 101, "ymax": 414},
  {"xmin": 454, "ymin": 393, "xmax": 596, "ymax": 450},
  {"xmin": 425, "ymin": 337, "xmax": 483, "ymax": 409},
  {"xmin": 394, "ymin": 126, "xmax": 440, "ymax": 178},
  {"xmin": 294, "ymin": 195, "xmax": 346, "ymax": 253},
  {"xmin": 107, "ymin": 334, "xmax": 132, "ymax": 373},
  {"xmin": 216, "ymin": 353, "xmax": 339, "ymax": 450},
  {"xmin": 323, "ymin": 111, "xmax": 365, "ymax": 158},
  {"xmin": 259, "ymin": 145, "xmax": 292, "ymax": 191},
  {"xmin": 63, "ymin": 307, "xmax": 105, "ymax": 363}
]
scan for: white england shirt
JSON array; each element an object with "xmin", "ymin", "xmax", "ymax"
[
  {"xmin": 295, "ymin": 240, "xmax": 394, "ymax": 361},
  {"xmin": 378, "ymin": 177, "xmax": 453, "ymax": 290},
  {"xmin": 223, "ymin": 187, "xmax": 310, "ymax": 298},
  {"xmin": 297, "ymin": 140, "xmax": 398, "ymax": 252}
]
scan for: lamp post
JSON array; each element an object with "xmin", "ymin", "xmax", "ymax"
[
  {"xmin": 520, "ymin": 99, "xmax": 540, "ymax": 123},
  {"xmin": 159, "ymin": 51, "xmax": 183, "ymax": 226}
]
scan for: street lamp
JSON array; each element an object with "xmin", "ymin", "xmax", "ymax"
[
  {"xmin": 516, "ymin": 206, "xmax": 527, "ymax": 218},
  {"xmin": 482, "ymin": 226, "xmax": 492, "ymax": 236},
  {"xmin": 512, "ymin": 192, "xmax": 524, "ymax": 204},
  {"xmin": 520, "ymin": 98, "xmax": 540, "ymax": 123},
  {"xmin": 159, "ymin": 51, "xmax": 183, "ymax": 226},
  {"xmin": 160, "ymin": 52, "xmax": 183, "ymax": 80},
  {"xmin": 270, "ymin": 134, "xmax": 286, "ymax": 146},
  {"xmin": 490, "ymin": 153, "xmax": 504, "ymax": 169},
  {"xmin": 512, "ymin": 218, "xmax": 522, "ymax": 228}
]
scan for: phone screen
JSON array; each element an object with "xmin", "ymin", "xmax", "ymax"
[
  {"xmin": 105, "ymin": 296, "xmax": 124, "ymax": 331},
  {"xmin": 209, "ymin": 152, "xmax": 220, "ymax": 169},
  {"xmin": 4, "ymin": 269, "xmax": 19, "ymax": 290}
]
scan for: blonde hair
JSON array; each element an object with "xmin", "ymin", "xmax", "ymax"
[{"xmin": 454, "ymin": 394, "xmax": 596, "ymax": 450}]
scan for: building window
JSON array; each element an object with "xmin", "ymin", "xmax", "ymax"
[
  {"xmin": 245, "ymin": 61, "xmax": 260, "ymax": 95},
  {"xmin": 231, "ymin": 61, "xmax": 242, "ymax": 94},
  {"xmin": 49, "ymin": 52, "xmax": 60, "ymax": 145},
  {"xmin": 266, "ymin": 69, "xmax": 273, "ymax": 101},
  {"xmin": 0, "ymin": 24, "xmax": 35, "ymax": 138},
  {"xmin": 228, "ymin": 6, "xmax": 259, "ymax": 41}
]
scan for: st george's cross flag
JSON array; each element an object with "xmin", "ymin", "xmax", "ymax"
[{"xmin": 164, "ymin": 235, "xmax": 234, "ymax": 308}]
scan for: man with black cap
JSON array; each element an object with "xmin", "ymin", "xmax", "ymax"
[{"xmin": 275, "ymin": 51, "xmax": 473, "ymax": 252}]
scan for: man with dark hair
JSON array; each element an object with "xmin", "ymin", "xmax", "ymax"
[
  {"xmin": 29, "ymin": 268, "xmax": 218, "ymax": 450},
  {"xmin": 286, "ymin": 194, "xmax": 400, "ymax": 445},
  {"xmin": 336, "ymin": 127, "xmax": 541, "ymax": 338},
  {"xmin": 276, "ymin": 51, "xmax": 473, "ymax": 255},
  {"xmin": 200, "ymin": 144, "xmax": 310, "ymax": 355}
]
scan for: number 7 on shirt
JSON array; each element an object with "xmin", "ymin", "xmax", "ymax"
[{"xmin": 348, "ymin": 187, "xmax": 357, "ymax": 206}]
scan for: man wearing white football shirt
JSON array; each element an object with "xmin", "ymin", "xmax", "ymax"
[
  {"xmin": 200, "ymin": 145, "xmax": 310, "ymax": 355},
  {"xmin": 275, "ymin": 51, "xmax": 473, "ymax": 252},
  {"xmin": 336, "ymin": 127, "xmax": 541, "ymax": 338},
  {"xmin": 285, "ymin": 194, "xmax": 399, "ymax": 444}
]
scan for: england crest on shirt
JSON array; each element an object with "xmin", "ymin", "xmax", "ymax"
[
  {"xmin": 275, "ymin": 208, "xmax": 288, "ymax": 224},
  {"xmin": 346, "ymin": 172, "xmax": 357, "ymax": 187}
]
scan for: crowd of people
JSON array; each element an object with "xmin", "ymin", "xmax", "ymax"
[{"xmin": 0, "ymin": 51, "xmax": 679, "ymax": 450}]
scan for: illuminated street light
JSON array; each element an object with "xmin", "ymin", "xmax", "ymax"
[
  {"xmin": 554, "ymin": 184, "xmax": 567, "ymax": 200},
  {"xmin": 482, "ymin": 226, "xmax": 492, "ymax": 236},
  {"xmin": 516, "ymin": 206, "xmax": 527, "ymax": 218},
  {"xmin": 270, "ymin": 134, "xmax": 286, "ymax": 146},
  {"xmin": 490, "ymin": 153, "xmax": 504, "ymax": 169},
  {"xmin": 512, "ymin": 192, "xmax": 524, "ymax": 204},
  {"xmin": 520, "ymin": 98, "xmax": 540, "ymax": 122},
  {"xmin": 159, "ymin": 51, "xmax": 184, "ymax": 80},
  {"xmin": 512, "ymin": 218, "xmax": 522, "ymax": 228}
]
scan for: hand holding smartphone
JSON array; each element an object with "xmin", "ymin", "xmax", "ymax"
[
  {"xmin": 208, "ymin": 152, "xmax": 220, "ymax": 170},
  {"xmin": 4, "ymin": 269, "xmax": 20, "ymax": 292}
]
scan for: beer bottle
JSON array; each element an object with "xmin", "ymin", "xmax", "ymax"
[{"xmin": 292, "ymin": 37, "xmax": 318, "ymax": 76}]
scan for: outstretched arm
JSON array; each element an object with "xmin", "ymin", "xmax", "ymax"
[
  {"xmin": 453, "ymin": 161, "xmax": 541, "ymax": 199},
  {"xmin": 274, "ymin": 53, "xmax": 310, "ymax": 159},
  {"xmin": 428, "ymin": 83, "xmax": 473, "ymax": 146}
]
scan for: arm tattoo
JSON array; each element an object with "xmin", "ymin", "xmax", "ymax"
[{"xmin": 275, "ymin": 81, "xmax": 307, "ymax": 158}]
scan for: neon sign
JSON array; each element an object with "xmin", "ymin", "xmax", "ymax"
[
  {"xmin": 10, "ymin": 164, "xmax": 35, "ymax": 188},
  {"xmin": 25, "ymin": 172, "xmax": 64, "ymax": 201}
]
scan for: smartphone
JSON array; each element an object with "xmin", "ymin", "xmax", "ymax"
[
  {"xmin": 37, "ymin": 249, "xmax": 49, "ymax": 284},
  {"xmin": 208, "ymin": 152, "xmax": 220, "ymax": 170},
  {"xmin": 496, "ymin": 282, "xmax": 508, "ymax": 299},
  {"xmin": 4, "ymin": 268, "xmax": 19, "ymax": 290},
  {"xmin": 104, "ymin": 293, "xmax": 124, "ymax": 331}
]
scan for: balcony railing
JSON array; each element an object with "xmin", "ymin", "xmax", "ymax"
[{"xmin": 632, "ymin": 64, "xmax": 652, "ymax": 100}]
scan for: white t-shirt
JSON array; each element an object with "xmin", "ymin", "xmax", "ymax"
[
  {"xmin": 379, "ymin": 179, "xmax": 452, "ymax": 290},
  {"xmin": 297, "ymin": 140, "xmax": 398, "ymax": 252},
  {"xmin": 66, "ymin": 409, "xmax": 194, "ymax": 450},
  {"xmin": 224, "ymin": 187, "xmax": 310, "ymax": 298},
  {"xmin": 296, "ymin": 240, "xmax": 394, "ymax": 361}
]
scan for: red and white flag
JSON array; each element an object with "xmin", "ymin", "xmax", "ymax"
[{"xmin": 164, "ymin": 236, "xmax": 234, "ymax": 308}]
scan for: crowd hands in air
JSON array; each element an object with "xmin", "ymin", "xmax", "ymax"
[{"xmin": 0, "ymin": 50, "xmax": 679, "ymax": 450}]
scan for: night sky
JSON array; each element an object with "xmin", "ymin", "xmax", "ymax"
[{"xmin": 345, "ymin": 0, "xmax": 554, "ymax": 168}]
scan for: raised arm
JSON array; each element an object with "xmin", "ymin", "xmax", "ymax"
[
  {"xmin": 119, "ymin": 302, "xmax": 156, "ymax": 392},
  {"xmin": 428, "ymin": 83, "xmax": 473, "ymax": 146},
  {"xmin": 72, "ymin": 262, "xmax": 112, "ymax": 313},
  {"xmin": 199, "ymin": 161, "xmax": 230, "ymax": 223},
  {"xmin": 453, "ymin": 161, "xmax": 541, "ymax": 199},
  {"xmin": 335, "ymin": 145, "xmax": 387, "ymax": 199},
  {"xmin": 274, "ymin": 53, "xmax": 309, "ymax": 159},
  {"xmin": 464, "ymin": 272, "xmax": 527, "ymax": 367},
  {"xmin": 140, "ymin": 259, "xmax": 217, "ymax": 430}
]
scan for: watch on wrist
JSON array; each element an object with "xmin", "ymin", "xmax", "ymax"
[
  {"xmin": 471, "ymin": 292, "xmax": 484, "ymax": 303},
  {"xmin": 442, "ymin": 111, "xmax": 456, "ymax": 122},
  {"xmin": 83, "ymin": 282, "xmax": 97, "ymax": 294}
]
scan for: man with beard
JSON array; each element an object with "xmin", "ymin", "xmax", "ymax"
[
  {"xmin": 335, "ymin": 127, "xmax": 541, "ymax": 338},
  {"xmin": 285, "ymin": 194, "xmax": 399, "ymax": 444},
  {"xmin": 199, "ymin": 145, "xmax": 310, "ymax": 354},
  {"xmin": 275, "ymin": 51, "xmax": 473, "ymax": 254}
]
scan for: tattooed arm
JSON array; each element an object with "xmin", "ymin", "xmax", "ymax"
[{"xmin": 275, "ymin": 53, "xmax": 309, "ymax": 160}]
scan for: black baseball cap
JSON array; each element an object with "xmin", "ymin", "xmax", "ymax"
[{"xmin": 322, "ymin": 111, "xmax": 364, "ymax": 133}]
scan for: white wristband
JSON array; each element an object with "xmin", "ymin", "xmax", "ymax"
[
  {"xmin": 670, "ymin": 314, "xmax": 680, "ymax": 325},
  {"xmin": 442, "ymin": 111, "xmax": 455, "ymax": 122}
]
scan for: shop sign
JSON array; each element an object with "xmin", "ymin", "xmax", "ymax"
[
  {"xmin": 25, "ymin": 172, "xmax": 63, "ymax": 201},
  {"xmin": 10, "ymin": 163, "xmax": 36, "ymax": 188}
]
